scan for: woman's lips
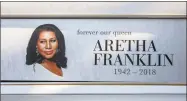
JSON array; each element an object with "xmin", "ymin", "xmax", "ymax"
[{"xmin": 44, "ymin": 50, "xmax": 53, "ymax": 55}]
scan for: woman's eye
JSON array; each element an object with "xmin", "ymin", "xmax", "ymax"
[
  {"xmin": 51, "ymin": 40, "xmax": 56, "ymax": 42},
  {"xmin": 40, "ymin": 41, "xmax": 45, "ymax": 43}
]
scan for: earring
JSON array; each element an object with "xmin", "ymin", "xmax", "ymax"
[
  {"xmin": 36, "ymin": 48, "xmax": 39, "ymax": 56},
  {"xmin": 56, "ymin": 49, "xmax": 60, "ymax": 53}
]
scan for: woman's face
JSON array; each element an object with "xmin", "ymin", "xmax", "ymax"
[{"xmin": 37, "ymin": 31, "xmax": 58, "ymax": 59}]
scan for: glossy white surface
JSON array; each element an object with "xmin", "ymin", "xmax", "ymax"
[
  {"xmin": 1, "ymin": 2, "xmax": 186, "ymax": 17},
  {"xmin": 1, "ymin": 95, "xmax": 187, "ymax": 101},
  {"xmin": 1, "ymin": 85, "xmax": 186, "ymax": 94}
]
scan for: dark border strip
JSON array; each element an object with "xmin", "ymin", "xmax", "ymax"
[
  {"xmin": 1, "ymin": 83, "xmax": 186, "ymax": 86},
  {"xmin": 1, "ymin": 15, "xmax": 186, "ymax": 19},
  {"xmin": 1, "ymin": 81, "xmax": 186, "ymax": 86},
  {"xmin": 0, "ymin": 1, "xmax": 186, "ymax": 2},
  {"xmin": 1, "ymin": 80, "xmax": 186, "ymax": 83},
  {"xmin": 0, "ymin": 1, "xmax": 2, "ymax": 85},
  {"xmin": 1, "ymin": 93, "xmax": 186, "ymax": 95}
]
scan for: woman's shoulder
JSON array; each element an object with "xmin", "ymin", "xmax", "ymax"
[{"xmin": 29, "ymin": 63, "xmax": 64, "ymax": 80}]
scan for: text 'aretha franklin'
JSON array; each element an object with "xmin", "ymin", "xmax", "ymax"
[{"xmin": 93, "ymin": 40, "xmax": 174, "ymax": 67}]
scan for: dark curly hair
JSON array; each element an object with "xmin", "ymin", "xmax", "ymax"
[{"xmin": 26, "ymin": 24, "xmax": 67, "ymax": 68}]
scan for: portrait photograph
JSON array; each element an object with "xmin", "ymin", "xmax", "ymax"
[{"xmin": 26, "ymin": 24, "xmax": 67, "ymax": 77}]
